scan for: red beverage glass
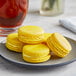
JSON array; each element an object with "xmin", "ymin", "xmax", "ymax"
[{"xmin": 0, "ymin": 0, "xmax": 28, "ymax": 36}]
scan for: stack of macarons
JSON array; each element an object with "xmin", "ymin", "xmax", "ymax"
[{"xmin": 6, "ymin": 25, "xmax": 72, "ymax": 63}]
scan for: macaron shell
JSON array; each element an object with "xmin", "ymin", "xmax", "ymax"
[
  {"xmin": 23, "ymin": 54, "xmax": 51, "ymax": 63},
  {"xmin": 53, "ymin": 33, "xmax": 72, "ymax": 51},
  {"xmin": 18, "ymin": 26, "xmax": 44, "ymax": 35},
  {"xmin": 23, "ymin": 44, "xmax": 50, "ymax": 57}
]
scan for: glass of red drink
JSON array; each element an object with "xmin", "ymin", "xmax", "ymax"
[{"xmin": 0, "ymin": 0, "xmax": 28, "ymax": 36}]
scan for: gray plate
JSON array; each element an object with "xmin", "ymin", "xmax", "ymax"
[{"xmin": 0, "ymin": 37, "xmax": 76, "ymax": 67}]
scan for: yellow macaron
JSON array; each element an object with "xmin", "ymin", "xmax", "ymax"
[
  {"xmin": 6, "ymin": 33, "xmax": 25, "ymax": 52},
  {"xmin": 43, "ymin": 33, "xmax": 52, "ymax": 44},
  {"xmin": 18, "ymin": 25, "xmax": 44, "ymax": 44},
  {"xmin": 47, "ymin": 33, "xmax": 72, "ymax": 57},
  {"xmin": 23, "ymin": 44, "xmax": 51, "ymax": 63}
]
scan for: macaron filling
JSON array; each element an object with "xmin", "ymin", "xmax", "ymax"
[{"xmin": 6, "ymin": 42, "xmax": 24, "ymax": 48}]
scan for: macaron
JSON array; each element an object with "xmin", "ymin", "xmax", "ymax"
[
  {"xmin": 6, "ymin": 33, "xmax": 25, "ymax": 52},
  {"xmin": 18, "ymin": 25, "xmax": 44, "ymax": 44},
  {"xmin": 23, "ymin": 44, "xmax": 51, "ymax": 63},
  {"xmin": 47, "ymin": 33, "xmax": 72, "ymax": 57},
  {"xmin": 43, "ymin": 33, "xmax": 52, "ymax": 44}
]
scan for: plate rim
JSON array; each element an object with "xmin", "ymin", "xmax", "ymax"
[
  {"xmin": 1, "ymin": 54, "xmax": 76, "ymax": 67},
  {"xmin": 0, "ymin": 37, "xmax": 76, "ymax": 67}
]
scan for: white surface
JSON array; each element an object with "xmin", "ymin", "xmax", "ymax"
[{"xmin": 0, "ymin": 0, "xmax": 76, "ymax": 76}]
